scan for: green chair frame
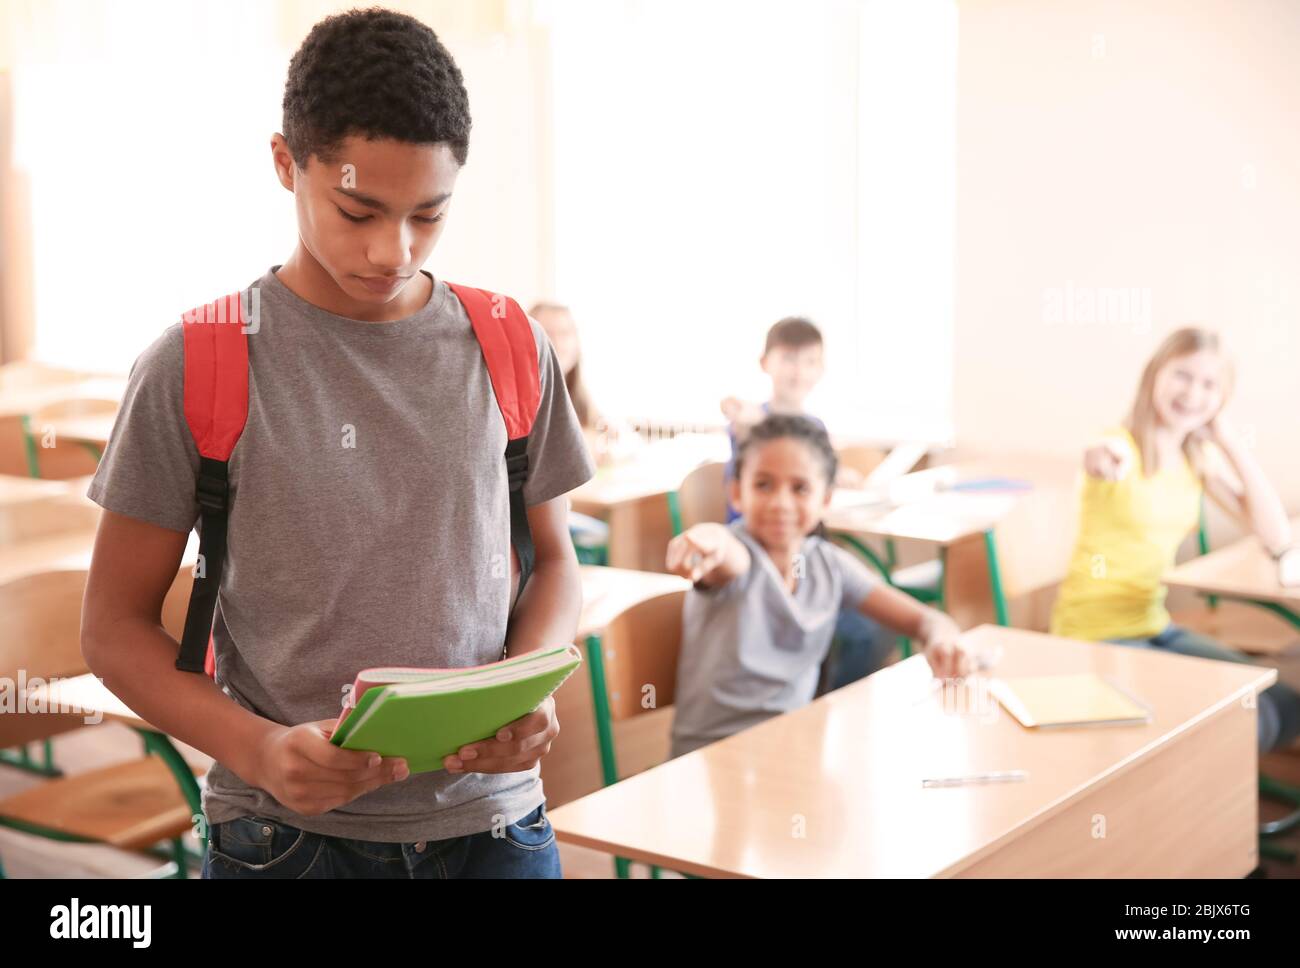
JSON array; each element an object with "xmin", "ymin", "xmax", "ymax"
[{"xmin": 0, "ymin": 727, "xmax": 206, "ymax": 879}]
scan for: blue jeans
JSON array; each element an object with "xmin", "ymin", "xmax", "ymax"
[
  {"xmin": 818, "ymin": 609, "xmax": 897, "ymax": 694},
  {"xmin": 200, "ymin": 802, "xmax": 561, "ymax": 879},
  {"xmin": 1106, "ymin": 624, "xmax": 1300, "ymax": 752}
]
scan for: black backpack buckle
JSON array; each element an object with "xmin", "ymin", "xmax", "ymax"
[{"xmin": 195, "ymin": 472, "xmax": 228, "ymax": 512}]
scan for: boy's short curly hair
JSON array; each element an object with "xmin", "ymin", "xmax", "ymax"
[{"xmin": 282, "ymin": 7, "xmax": 472, "ymax": 170}]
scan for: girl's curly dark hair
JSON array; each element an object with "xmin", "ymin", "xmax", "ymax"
[{"xmin": 734, "ymin": 413, "xmax": 838, "ymax": 487}]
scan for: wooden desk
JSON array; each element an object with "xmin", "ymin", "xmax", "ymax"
[
  {"xmin": 826, "ymin": 454, "xmax": 1079, "ymax": 628},
  {"xmin": 0, "ymin": 527, "xmax": 199, "ymax": 588},
  {"xmin": 1165, "ymin": 516, "xmax": 1300, "ymax": 626},
  {"xmin": 0, "ymin": 474, "xmax": 70, "ymax": 507},
  {"xmin": 0, "ymin": 377, "xmax": 126, "ymax": 419},
  {"xmin": 37, "ymin": 674, "xmax": 145, "ymax": 730},
  {"xmin": 570, "ymin": 434, "xmax": 731, "ymax": 572},
  {"xmin": 42, "ymin": 413, "xmax": 115, "ymax": 454},
  {"xmin": 0, "ymin": 530, "xmax": 99, "ymax": 585},
  {"xmin": 550, "ymin": 625, "xmax": 1270, "ymax": 878},
  {"xmin": 0, "ymin": 475, "xmax": 99, "ymax": 543}
]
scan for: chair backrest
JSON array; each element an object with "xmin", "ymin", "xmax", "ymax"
[
  {"xmin": 0, "ymin": 560, "xmax": 197, "ymax": 680},
  {"xmin": 986, "ymin": 456, "xmax": 1083, "ymax": 601},
  {"xmin": 0, "ymin": 571, "xmax": 93, "ymax": 747},
  {"xmin": 675, "ymin": 461, "xmax": 727, "ymax": 531},
  {"xmin": 0, "ymin": 569, "xmax": 92, "ymax": 681},
  {"xmin": 600, "ymin": 590, "xmax": 687, "ymax": 721},
  {"xmin": 836, "ymin": 444, "xmax": 889, "ymax": 480}
]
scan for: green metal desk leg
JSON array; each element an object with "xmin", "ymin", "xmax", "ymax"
[
  {"xmin": 1197, "ymin": 503, "xmax": 1218, "ymax": 610},
  {"xmin": 982, "ymin": 529, "xmax": 1010, "ymax": 627},
  {"xmin": 19, "ymin": 414, "xmax": 41, "ymax": 478},
  {"xmin": 584, "ymin": 635, "xmax": 619, "ymax": 788},
  {"xmin": 830, "ymin": 533, "xmax": 894, "ymax": 584},
  {"xmin": 137, "ymin": 728, "xmax": 206, "ymax": 853},
  {"xmin": 1247, "ymin": 600, "xmax": 1300, "ymax": 634},
  {"xmin": 584, "ymin": 633, "xmax": 631, "ymax": 879},
  {"xmin": 666, "ymin": 491, "xmax": 683, "ymax": 538}
]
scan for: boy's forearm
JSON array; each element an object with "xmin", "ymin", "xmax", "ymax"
[
  {"xmin": 504, "ymin": 553, "xmax": 583, "ymax": 655},
  {"xmin": 83, "ymin": 620, "xmax": 277, "ymax": 786}
]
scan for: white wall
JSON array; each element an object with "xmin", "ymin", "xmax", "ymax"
[{"xmin": 955, "ymin": 0, "xmax": 1300, "ymax": 526}]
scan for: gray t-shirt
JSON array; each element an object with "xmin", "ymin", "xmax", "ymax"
[
  {"xmin": 670, "ymin": 521, "xmax": 876, "ymax": 758},
  {"xmin": 87, "ymin": 265, "xmax": 595, "ymax": 842}
]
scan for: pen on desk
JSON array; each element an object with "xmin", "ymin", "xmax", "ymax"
[{"xmin": 921, "ymin": 770, "xmax": 1028, "ymax": 788}]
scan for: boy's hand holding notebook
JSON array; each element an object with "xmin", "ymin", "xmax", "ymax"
[{"xmin": 330, "ymin": 645, "xmax": 583, "ymax": 774}]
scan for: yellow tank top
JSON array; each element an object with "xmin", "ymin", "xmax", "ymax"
[{"xmin": 1050, "ymin": 426, "xmax": 1202, "ymax": 641}]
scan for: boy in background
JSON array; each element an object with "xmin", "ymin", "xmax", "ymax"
[{"xmin": 720, "ymin": 317, "xmax": 892, "ymax": 691}]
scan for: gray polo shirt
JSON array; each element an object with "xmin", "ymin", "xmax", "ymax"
[
  {"xmin": 87, "ymin": 265, "xmax": 595, "ymax": 842},
  {"xmin": 670, "ymin": 522, "xmax": 877, "ymax": 758}
]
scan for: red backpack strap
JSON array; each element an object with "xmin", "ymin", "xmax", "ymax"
[
  {"xmin": 446, "ymin": 284, "xmax": 540, "ymax": 437},
  {"xmin": 447, "ymin": 283, "xmax": 541, "ymax": 642},
  {"xmin": 177, "ymin": 292, "xmax": 250, "ymax": 674}
]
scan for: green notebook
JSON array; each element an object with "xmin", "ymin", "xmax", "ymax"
[{"xmin": 329, "ymin": 644, "xmax": 583, "ymax": 774}]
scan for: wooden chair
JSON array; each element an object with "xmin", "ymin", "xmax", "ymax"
[
  {"xmin": 835, "ymin": 444, "xmax": 889, "ymax": 482},
  {"xmin": 24, "ymin": 398, "xmax": 117, "ymax": 479},
  {"xmin": 0, "ymin": 416, "xmax": 39, "ymax": 478},
  {"xmin": 543, "ymin": 590, "xmax": 686, "ymax": 878},
  {"xmin": 0, "ymin": 568, "xmax": 93, "ymax": 776},
  {"xmin": 0, "ymin": 568, "xmax": 205, "ymax": 877},
  {"xmin": 833, "ymin": 448, "xmax": 943, "ymax": 614},
  {"xmin": 666, "ymin": 461, "xmax": 727, "ymax": 536}
]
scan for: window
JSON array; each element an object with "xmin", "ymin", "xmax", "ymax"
[{"xmin": 545, "ymin": 0, "xmax": 956, "ymax": 443}]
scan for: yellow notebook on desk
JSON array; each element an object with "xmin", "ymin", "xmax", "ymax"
[{"xmin": 990, "ymin": 674, "xmax": 1151, "ymax": 729}]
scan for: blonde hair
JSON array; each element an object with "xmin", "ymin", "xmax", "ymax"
[
  {"xmin": 529, "ymin": 301, "xmax": 596, "ymax": 429},
  {"xmin": 1124, "ymin": 326, "xmax": 1234, "ymax": 479}
]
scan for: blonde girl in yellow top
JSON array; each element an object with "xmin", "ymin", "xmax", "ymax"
[{"xmin": 1052, "ymin": 327, "xmax": 1299, "ymax": 751}]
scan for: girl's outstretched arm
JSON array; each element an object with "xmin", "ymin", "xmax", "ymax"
[
  {"xmin": 859, "ymin": 584, "xmax": 973, "ymax": 679},
  {"xmin": 666, "ymin": 523, "xmax": 751, "ymax": 588}
]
